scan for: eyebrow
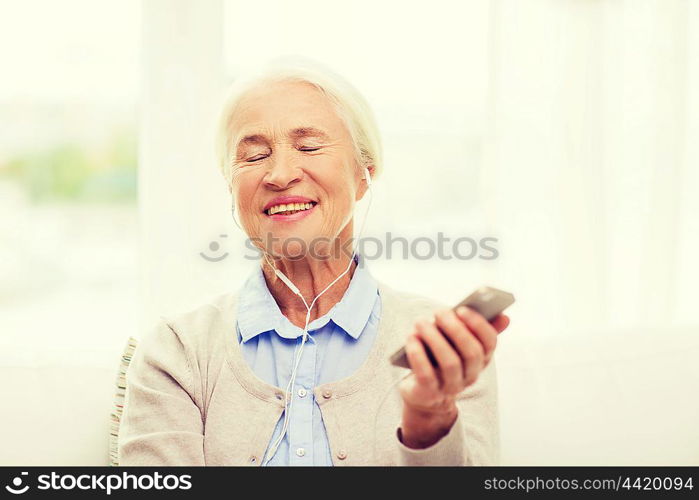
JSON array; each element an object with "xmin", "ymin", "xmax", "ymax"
[
  {"xmin": 237, "ymin": 134, "xmax": 268, "ymax": 148},
  {"xmin": 289, "ymin": 127, "xmax": 331, "ymax": 141},
  {"xmin": 235, "ymin": 127, "xmax": 331, "ymax": 149}
]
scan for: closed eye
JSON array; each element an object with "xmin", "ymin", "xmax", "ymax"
[
  {"xmin": 298, "ymin": 146, "xmax": 321, "ymax": 152},
  {"xmin": 246, "ymin": 154, "xmax": 269, "ymax": 162}
]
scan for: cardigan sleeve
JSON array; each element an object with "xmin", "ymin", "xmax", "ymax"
[
  {"xmin": 118, "ymin": 319, "xmax": 206, "ymax": 466},
  {"xmin": 395, "ymin": 359, "xmax": 500, "ymax": 466}
]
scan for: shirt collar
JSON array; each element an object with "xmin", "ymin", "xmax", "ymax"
[{"xmin": 236, "ymin": 254, "xmax": 377, "ymax": 343}]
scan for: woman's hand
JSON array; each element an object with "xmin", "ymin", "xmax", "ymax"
[{"xmin": 398, "ymin": 307, "xmax": 510, "ymax": 449}]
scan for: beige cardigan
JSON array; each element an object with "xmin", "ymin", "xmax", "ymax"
[{"xmin": 118, "ymin": 283, "xmax": 499, "ymax": 466}]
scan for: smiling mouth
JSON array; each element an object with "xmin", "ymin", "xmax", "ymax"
[{"xmin": 265, "ymin": 202, "xmax": 317, "ymax": 216}]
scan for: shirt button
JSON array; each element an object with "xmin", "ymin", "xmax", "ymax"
[
  {"xmin": 322, "ymin": 389, "xmax": 332, "ymax": 399},
  {"xmin": 297, "ymin": 388, "xmax": 307, "ymax": 398},
  {"xmin": 337, "ymin": 449, "xmax": 347, "ymax": 460},
  {"xmin": 295, "ymin": 447, "xmax": 306, "ymax": 457}
]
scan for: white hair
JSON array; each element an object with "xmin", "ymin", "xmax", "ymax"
[{"xmin": 215, "ymin": 57, "xmax": 383, "ymax": 187}]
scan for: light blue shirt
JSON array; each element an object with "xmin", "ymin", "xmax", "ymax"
[{"xmin": 236, "ymin": 255, "xmax": 381, "ymax": 466}]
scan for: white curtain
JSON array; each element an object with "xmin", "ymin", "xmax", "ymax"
[
  {"xmin": 482, "ymin": 0, "xmax": 699, "ymax": 334},
  {"xmin": 483, "ymin": 0, "xmax": 699, "ymax": 464}
]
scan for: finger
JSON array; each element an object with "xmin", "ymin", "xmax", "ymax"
[
  {"xmin": 415, "ymin": 319, "xmax": 463, "ymax": 395},
  {"xmin": 405, "ymin": 333, "xmax": 438, "ymax": 389},
  {"xmin": 491, "ymin": 314, "xmax": 510, "ymax": 334},
  {"xmin": 456, "ymin": 306, "xmax": 496, "ymax": 367},
  {"xmin": 434, "ymin": 308, "xmax": 484, "ymax": 378}
]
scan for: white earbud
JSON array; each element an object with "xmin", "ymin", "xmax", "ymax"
[{"xmin": 364, "ymin": 167, "xmax": 372, "ymax": 186}]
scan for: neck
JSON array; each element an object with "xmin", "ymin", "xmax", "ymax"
[{"xmin": 261, "ymin": 245, "xmax": 357, "ymax": 330}]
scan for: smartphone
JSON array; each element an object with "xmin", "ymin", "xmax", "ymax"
[{"xmin": 389, "ymin": 286, "xmax": 515, "ymax": 369}]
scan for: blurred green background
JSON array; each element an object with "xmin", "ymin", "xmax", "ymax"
[{"xmin": 0, "ymin": 130, "xmax": 137, "ymax": 203}]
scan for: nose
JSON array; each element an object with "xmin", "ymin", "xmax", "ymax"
[{"xmin": 263, "ymin": 149, "xmax": 303, "ymax": 190}]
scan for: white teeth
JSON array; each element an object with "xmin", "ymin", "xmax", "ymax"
[{"xmin": 267, "ymin": 202, "xmax": 314, "ymax": 215}]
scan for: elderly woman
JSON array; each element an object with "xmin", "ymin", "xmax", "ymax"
[{"xmin": 118, "ymin": 61, "xmax": 509, "ymax": 466}]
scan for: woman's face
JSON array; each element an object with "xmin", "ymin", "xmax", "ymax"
[{"xmin": 228, "ymin": 80, "xmax": 366, "ymax": 260}]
